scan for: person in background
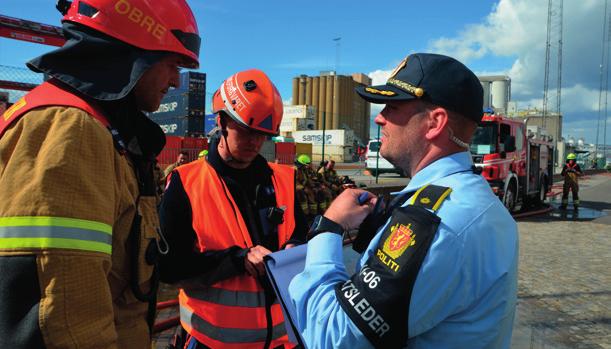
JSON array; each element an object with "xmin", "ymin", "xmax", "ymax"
[
  {"xmin": 318, "ymin": 159, "xmax": 342, "ymax": 196},
  {"xmin": 164, "ymin": 151, "xmax": 189, "ymax": 179},
  {"xmin": 198, "ymin": 149, "xmax": 208, "ymax": 159},
  {"xmin": 0, "ymin": 0, "xmax": 200, "ymax": 347},
  {"xmin": 296, "ymin": 154, "xmax": 316, "ymax": 218},
  {"xmin": 158, "ymin": 69, "xmax": 307, "ymax": 349},
  {"xmin": 560, "ymin": 153, "xmax": 583, "ymax": 210},
  {"xmin": 289, "ymin": 53, "xmax": 518, "ymax": 349}
]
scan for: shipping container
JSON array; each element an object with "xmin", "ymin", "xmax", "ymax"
[
  {"xmin": 295, "ymin": 143, "xmax": 312, "ymax": 159},
  {"xmin": 150, "ymin": 93, "xmax": 189, "ymax": 119},
  {"xmin": 275, "ymin": 142, "xmax": 296, "ymax": 165},
  {"xmin": 311, "ymin": 145, "xmax": 353, "ymax": 163},
  {"xmin": 280, "ymin": 116, "xmax": 315, "ymax": 132},
  {"xmin": 165, "ymin": 135, "xmax": 183, "ymax": 149},
  {"xmin": 151, "ymin": 71, "xmax": 206, "ymax": 118},
  {"xmin": 292, "ymin": 129, "xmax": 355, "ymax": 146},
  {"xmin": 193, "ymin": 138, "xmax": 207, "ymax": 150},
  {"xmin": 205, "ymin": 114, "xmax": 217, "ymax": 134},
  {"xmin": 157, "ymin": 136, "xmax": 207, "ymax": 168},
  {"xmin": 283, "ymin": 105, "xmax": 317, "ymax": 119},
  {"xmin": 259, "ymin": 140, "xmax": 276, "ymax": 163},
  {"xmin": 149, "ymin": 115, "xmax": 204, "ymax": 136}
]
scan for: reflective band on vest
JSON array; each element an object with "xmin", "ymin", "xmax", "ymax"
[
  {"xmin": 0, "ymin": 216, "xmax": 112, "ymax": 254},
  {"xmin": 183, "ymin": 287, "xmax": 267, "ymax": 308},
  {"xmin": 180, "ymin": 306, "xmax": 287, "ymax": 344},
  {"xmin": 176, "ymin": 159, "xmax": 295, "ymax": 348}
]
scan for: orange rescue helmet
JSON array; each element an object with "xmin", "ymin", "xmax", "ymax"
[
  {"xmin": 59, "ymin": 0, "xmax": 200, "ymax": 68},
  {"xmin": 212, "ymin": 69, "xmax": 283, "ymax": 136}
]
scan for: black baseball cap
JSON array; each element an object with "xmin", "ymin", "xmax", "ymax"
[{"xmin": 356, "ymin": 53, "xmax": 484, "ymax": 123}]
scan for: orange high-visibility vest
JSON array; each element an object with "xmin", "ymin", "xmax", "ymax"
[{"xmin": 175, "ymin": 159, "xmax": 295, "ymax": 349}]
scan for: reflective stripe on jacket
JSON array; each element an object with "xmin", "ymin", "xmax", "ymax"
[
  {"xmin": 175, "ymin": 159, "xmax": 295, "ymax": 349},
  {"xmin": 0, "ymin": 81, "xmax": 157, "ymax": 348}
]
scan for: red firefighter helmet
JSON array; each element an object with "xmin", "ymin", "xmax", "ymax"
[
  {"xmin": 60, "ymin": 0, "xmax": 200, "ymax": 68},
  {"xmin": 212, "ymin": 69, "xmax": 283, "ymax": 136}
]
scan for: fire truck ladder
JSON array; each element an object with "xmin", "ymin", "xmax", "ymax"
[{"xmin": 0, "ymin": 14, "xmax": 65, "ymax": 91}]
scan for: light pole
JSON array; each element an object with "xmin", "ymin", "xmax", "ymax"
[
  {"xmin": 333, "ymin": 37, "xmax": 341, "ymax": 73},
  {"xmin": 321, "ymin": 111, "xmax": 326, "ymax": 162}
]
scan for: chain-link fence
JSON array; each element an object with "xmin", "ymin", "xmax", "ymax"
[{"xmin": 0, "ymin": 64, "xmax": 42, "ymax": 103}]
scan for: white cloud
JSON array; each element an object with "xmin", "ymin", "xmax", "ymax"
[
  {"xmin": 364, "ymin": 0, "xmax": 610, "ymax": 143},
  {"xmin": 368, "ymin": 69, "xmax": 392, "ymax": 86}
]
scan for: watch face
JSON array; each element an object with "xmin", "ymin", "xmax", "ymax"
[
  {"xmin": 307, "ymin": 215, "xmax": 343, "ymax": 241},
  {"xmin": 307, "ymin": 215, "xmax": 327, "ymax": 241},
  {"xmin": 314, "ymin": 215, "xmax": 324, "ymax": 228}
]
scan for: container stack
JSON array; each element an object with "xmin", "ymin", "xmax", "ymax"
[
  {"xmin": 280, "ymin": 105, "xmax": 316, "ymax": 136},
  {"xmin": 292, "ymin": 129, "xmax": 356, "ymax": 162},
  {"xmin": 148, "ymin": 71, "xmax": 207, "ymax": 137}
]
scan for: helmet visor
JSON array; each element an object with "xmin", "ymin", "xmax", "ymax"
[{"xmin": 171, "ymin": 29, "xmax": 201, "ymax": 63}]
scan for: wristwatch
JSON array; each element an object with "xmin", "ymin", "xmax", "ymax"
[{"xmin": 306, "ymin": 215, "xmax": 344, "ymax": 241}]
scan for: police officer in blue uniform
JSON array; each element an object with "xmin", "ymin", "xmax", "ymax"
[{"xmin": 288, "ymin": 53, "xmax": 518, "ymax": 348}]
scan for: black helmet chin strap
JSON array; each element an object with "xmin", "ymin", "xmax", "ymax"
[{"xmin": 218, "ymin": 115, "xmax": 252, "ymax": 167}]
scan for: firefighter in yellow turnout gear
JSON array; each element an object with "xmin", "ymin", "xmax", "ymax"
[
  {"xmin": 560, "ymin": 153, "xmax": 583, "ymax": 210},
  {"xmin": 0, "ymin": 1, "xmax": 201, "ymax": 347},
  {"xmin": 296, "ymin": 154, "xmax": 317, "ymax": 217},
  {"xmin": 295, "ymin": 155, "xmax": 333, "ymax": 219},
  {"xmin": 318, "ymin": 160, "xmax": 342, "ymax": 197}
]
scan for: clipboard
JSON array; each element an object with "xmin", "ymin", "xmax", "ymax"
[{"xmin": 263, "ymin": 244, "xmax": 307, "ymax": 347}]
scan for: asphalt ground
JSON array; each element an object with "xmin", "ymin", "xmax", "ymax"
[{"xmin": 512, "ymin": 172, "xmax": 611, "ymax": 349}]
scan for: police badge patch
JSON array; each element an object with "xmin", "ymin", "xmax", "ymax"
[
  {"xmin": 335, "ymin": 185, "xmax": 451, "ymax": 348},
  {"xmin": 383, "ymin": 223, "xmax": 416, "ymax": 259}
]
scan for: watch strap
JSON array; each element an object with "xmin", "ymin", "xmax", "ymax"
[{"xmin": 307, "ymin": 215, "xmax": 344, "ymax": 241}]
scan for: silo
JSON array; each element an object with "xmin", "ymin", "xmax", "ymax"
[
  {"xmin": 325, "ymin": 76, "xmax": 334, "ymax": 130},
  {"xmin": 318, "ymin": 76, "xmax": 327, "ymax": 129},
  {"xmin": 305, "ymin": 77, "xmax": 313, "ymax": 105},
  {"xmin": 292, "ymin": 77, "xmax": 299, "ymax": 105},
  {"xmin": 491, "ymin": 79, "xmax": 509, "ymax": 113},
  {"xmin": 343, "ymin": 76, "xmax": 352, "ymax": 129},
  {"xmin": 357, "ymin": 81, "xmax": 367, "ymax": 142},
  {"xmin": 351, "ymin": 79, "xmax": 362, "ymax": 140},
  {"xmin": 364, "ymin": 96, "xmax": 371, "ymax": 141},
  {"xmin": 338, "ymin": 76, "xmax": 347, "ymax": 127},
  {"xmin": 481, "ymin": 81, "xmax": 491, "ymax": 110},
  {"xmin": 332, "ymin": 76, "xmax": 340, "ymax": 129},
  {"xmin": 298, "ymin": 76, "xmax": 306, "ymax": 105},
  {"xmin": 312, "ymin": 77, "xmax": 320, "ymax": 123}
]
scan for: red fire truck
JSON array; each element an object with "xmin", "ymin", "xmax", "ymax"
[{"xmin": 471, "ymin": 113, "xmax": 554, "ymax": 212}]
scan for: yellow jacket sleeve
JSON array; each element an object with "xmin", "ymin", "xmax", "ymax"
[{"xmin": 0, "ymin": 106, "xmax": 120, "ymax": 348}]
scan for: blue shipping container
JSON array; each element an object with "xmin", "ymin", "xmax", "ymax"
[
  {"xmin": 149, "ymin": 93, "xmax": 189, "ymax": 119},
  {"xmin": 205, "ymin": 114, "xmax": 217, "ymax": 134},
  {"xmin": 156, "ymin": 71, "xmax": 206, "ymax": 117},
  {"xmin": 178, "ymin": 71, "xmax": 206, "ymax": 93},
  {"xmin": 149, "ymin": 115, "xmax": 204, "ymax": 136}
]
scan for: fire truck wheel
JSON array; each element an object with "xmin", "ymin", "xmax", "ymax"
[{"xmin": 503, "ymin": 182, "xmax": 517, "ymax": 212}]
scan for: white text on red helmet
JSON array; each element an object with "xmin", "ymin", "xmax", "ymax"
[
  {"xmin": 225, "ymin": 78, "xmax": 246, "ymax": 113},
  {"xmin": 114, "ymin": 0, "xmax": 167, "ymax": 40}
]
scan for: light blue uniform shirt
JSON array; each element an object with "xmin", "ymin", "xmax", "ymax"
[{"xmin": 289, "ymin": 152, "xmax": 518, "ymax": 348}]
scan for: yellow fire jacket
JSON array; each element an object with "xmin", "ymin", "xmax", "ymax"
[{"xmin": 0, "ymin": 106, "xmax": 159, "ymax": 348}]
